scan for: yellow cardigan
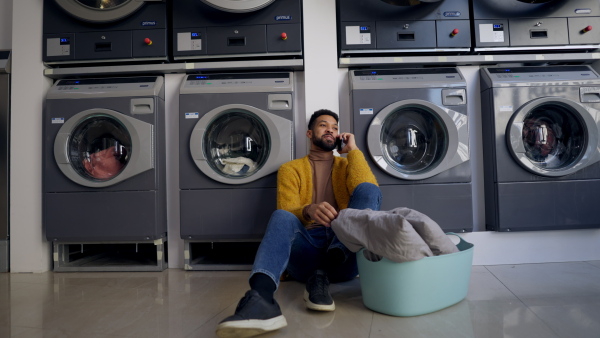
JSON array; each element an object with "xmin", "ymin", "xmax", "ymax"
[{"xmin": 276, "ymin": 149, "xmax": 378, "ymax": 226}]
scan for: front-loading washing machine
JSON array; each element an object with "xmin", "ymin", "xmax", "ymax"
[
  {"xmin": 43, "ymin": 76, "xmax": 167, "ymax": 243},
  {"xmin": 179, "ymin": 72, "xmax": 294, "ymax": 241},
  {"xmin": 473, "ymin": 0, "xmax": 600, "ymax": 52},
  {"xmin": 480, "ymin": 65, "xmax": 600, "ymax": 232},
  {"xmin": 350, "ymin": 68, "xmax": 472, "ymax": 232},
  {"xmin": 172, "ymin": 0, "xmax": 302, "ymax": 61},
  {"xmin": 338, "ymin": 0, "xmax": 471, "ymax": 57},
  {"xmin": 43, "ymin": 0, "xmax": 168, "ymax": 65}
]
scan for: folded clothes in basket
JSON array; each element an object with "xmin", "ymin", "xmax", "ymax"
[{"xmin": 331, "ymin": 207, "xmax": 458, "ymax": 263}]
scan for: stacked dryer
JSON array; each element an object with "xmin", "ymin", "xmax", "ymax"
[
  {"xmin": 43, "ymin": 76, "xmax": 167, "ymax": 271},
  {"xmin": 43, "ymin": 0, "xmax": 168, "ymax": 65},
  {"xmin": 338, "ymin": 0, "xmax": 471, "ymax": 56},
  {"xmin": 473, "ymin": 0, "xmax": 600, "ymax": 52},
  {"xmin": 480, "ymin": 65, "xmax": 600, "ymax": 232},
  {"xmin": 172, "ymin": 0, "xmax": 303, "ymax": 61},
  {"xmin": 350, "ymin": 68, "xmax": 472, "ymax": 232}
]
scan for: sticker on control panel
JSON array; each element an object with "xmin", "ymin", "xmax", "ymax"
[
  {"xmin": 185, "ymin": 112, "xmax": 199, "ymax": 119},
  {"xmin": 479, "ymin": 23, "xmax": 505, "ymax": 43},
  {"xmin": 499, "ymin": 105, "xmax": 513, "ymax": 112},
  {"xmin": 51, "ymin": 117, "xmax": 65, "ymax": 124},
  {"xmin": 346, "ymin": 26, "xmax": 371, "ymax": 45},
  {"xmin": 360, "ymin": 108, "xmax": 374, "ymax": 115}
]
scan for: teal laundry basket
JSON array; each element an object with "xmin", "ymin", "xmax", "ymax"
[{"xmin": 356, "ymin": 233, "xmax": 474, "ymax": 317}]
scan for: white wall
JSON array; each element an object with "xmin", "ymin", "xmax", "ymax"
[
  {"xmin": 5, "ymin": 0, "xmax": 600, "ymax": 272},
  {"xmin": 10, "ymin": 0, "xmax": 52, "ymax": 272}
]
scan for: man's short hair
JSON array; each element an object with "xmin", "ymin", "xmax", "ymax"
[{"xmin": 308, "ymin": 109, "xmax": 339, "ymax": 130}]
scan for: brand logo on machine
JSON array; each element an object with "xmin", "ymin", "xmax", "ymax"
[
  {"xmin": 443, "ymin": 11, "xmax": 461, "ymax": 17},
  {"xmin": 141, "ymin": 21, "xmax": 157, "ymax": 26},
  {"xmin": 275, "ymin": 15, "xmax": 292, "ymax": 21},
  {"xmin": 575, "ymin": 8, "xmax": 592, "ymax": 14}
]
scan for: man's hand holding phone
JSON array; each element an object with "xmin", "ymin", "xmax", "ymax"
[{"xmin": 336, "ymin": 132, "xmax": 358, "ymax": 154}]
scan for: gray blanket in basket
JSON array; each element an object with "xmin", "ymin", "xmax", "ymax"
[{"xmin": 331, "ymin": 207, "xmax": 459, "ymax": 263}]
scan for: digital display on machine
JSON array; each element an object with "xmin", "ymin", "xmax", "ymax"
[
  {"xmin": 488, "ymin": 66, "xmax": 594, "ymax": 74},
  {"xmin": 493, "ymin": 24, "xmax": 503, "ymax": 29},
  {"xmin": 191, "ymin": 33, "xmax": 201, "ymax": 39},
  {"xmin": 354, "ymin": 68, "xmax": 459, "ymax": 76},
  {"xmin": 60, "ymin": 38, "xmax": 70, "ymax": 45},
  {"xmin": 186, "ymin": 73, "xmax": 289, "ymax": 81},
  {"xmin": 57, "ymin": 77, "xmax": 158, "ymax": 86},
  {"xmin": 360, "ymin": 26, "xmax": 370, "ymax": 31}
]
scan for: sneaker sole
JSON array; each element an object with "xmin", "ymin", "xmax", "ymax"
[
  {"xmin": 303, "ymin": 289, "xmax": 336, "ymax": 312},
  {"xmin": 215, "ymin": 315, "xmax": 287, "ymax": 338}
]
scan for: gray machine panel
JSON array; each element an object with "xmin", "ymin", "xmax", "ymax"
[
  {"xmin": 472, "ymin": 0, "xmax": 600, "ymax": 51},
  {"xmin": 43, "ymin": 76, "xmax": 167, "ymax": 242},
  {"xmin": 43, "ymin": 0, "xmax": 168, "ymax": 65},
  {"xmin": 480, "ymin": 65, "xmax": 600, "ymax": 232},
  {"xmin": 338, "ymin": 0, "xmax": 471, "ymax": 54},
  {"xmin": 380, "ymin": 184, "xmax": 473, "ymax": 233},
  {"xmin": 180, "ymin": 188, "xmax": 275, "ymax": 240},
  {"xmin": 45, "ymin": 191, "xmax": 162, "ymax": 242},
  {"xmin": 172, "ymin": 0, "xmax": 302, "ymax": 60},
  {"xmin": 0, "ymin": 50, "xmax": 9, "ymax": 272},
  {"xmin": 351, "ymin": 68, "xmax": 472, "ymax": 232}
]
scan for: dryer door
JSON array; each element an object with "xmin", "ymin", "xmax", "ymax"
[
  {"xmin": 54, "ymin": 108, "xmax": 154, "ymax": 187},
  {"xmin": 199, "ymin": 0, "xmax": 275, "ymax": 13},
  {"xmin": 367, "ymin": 99, "xmax": 468, "ymax": 180},
  {"xmin": 54, "ymin": 0, "xmax": 155, "ymax": 23},
  {"xmin": 189, "ymin": 104, "xmax": 292, "ymax": 184},
  {"xmin": 507, "ymin": 97, "xmax": 600, "ymax": 177}
]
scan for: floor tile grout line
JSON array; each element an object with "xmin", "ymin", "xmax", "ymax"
[
  {"xmin": 483, "ymin": 265, "xmax": 564, "ymax": 338},
  {"xmin": 367, "ymin": 311, "xmax": 374, "ymax": 338}
]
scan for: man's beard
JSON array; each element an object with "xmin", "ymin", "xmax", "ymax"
[{"xmin": 312, "ymin": 134, "xmax": 336, "ymax": 151}]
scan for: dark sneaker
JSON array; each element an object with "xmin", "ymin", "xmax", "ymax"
[
  {"xmin": 304, "ymin": 270, "xmax": 335, "ymax": 311},
  {"xmin": 216, "ymin": 290, "xmax": 287, "ymax": 338}
]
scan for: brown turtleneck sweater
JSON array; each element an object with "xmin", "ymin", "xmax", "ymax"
[{"xmin": 303, "ymin": 149, "xmax": 339, "ymax": 228}]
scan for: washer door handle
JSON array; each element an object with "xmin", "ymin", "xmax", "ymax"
[{"xmin": 54, "ymin": 133, "xmax": 70, "ymax": 164}]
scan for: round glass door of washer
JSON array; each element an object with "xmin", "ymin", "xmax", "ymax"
[
  {"xmin": 203, "ymin": 111, "xmax": 270, "ymax": 179},
  {"xmin": 380, "ymin": 105, "xmax": 448, "ymax": 176},
  {"xmin": 68, "ymin": 114, "xmax": 132, "ymax": 182},
  {"xmin": 507, "ymin": 99, "xmax": 591, "ymax": 176}
]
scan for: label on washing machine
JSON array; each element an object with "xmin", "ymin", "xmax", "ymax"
[
  {"xmin": 185, "ymin": 112, "xmax": 199, "ymax": 119},
  {"xmin": 51, "ymin": 117, "xmax": 65, "ymax": 124},
  {"xmin": 346, "ymin": 26, "xmax": 371, "ymax": 45},
  {"xmin": 479, "ymin": 24, "xmax": 505, "ymax": 43},
  {"xmin": 499, "ymin": 105, "xmax": 513, "ymax": 112},
  {"xmin": 360, "ymin": 108, "xmax": 374, "ymax": 115}
]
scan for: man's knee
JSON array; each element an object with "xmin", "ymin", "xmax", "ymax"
[
  {"xmin": 265, "ymin": 209, "xmax": 301, "ymax": 232},
  {"xmin": 353, "ymin": 182, "xmax": 382, "ymax": 199}
]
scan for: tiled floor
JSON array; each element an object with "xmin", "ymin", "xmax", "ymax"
[{"xmin": 1, "ymin": 261, "xmax": 600, "ymax": 337}]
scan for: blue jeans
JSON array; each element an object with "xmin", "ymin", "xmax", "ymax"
[{"xmin": 250, "ymin": 182, "xmax": 382, "ymax": 289}]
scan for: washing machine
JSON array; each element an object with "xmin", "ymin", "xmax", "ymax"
[
  {"xmin": 338, "ymin": 0, "xmax": 471, "ymax": 57},
  {"xmin": 0, "ymin": 51, "xmax": 10, "ymax": 272},
  {"xmin": 43, "ymin": 0, "xmax": 168, "ymax": 65},
  {"xmin": 179, "ymin": 72, "xmax": 294, "ymax": 240},
  {"xmin": 473, "ymin": 0, "xmax": 600, "ymax": 52},
  {"xmin": 172, "ymin": 0, "xmax": 302, "ymax": 61},
  {"xmin": 350, "ymin": 68, "xmax": 472, "ymax": 232},
  {"xmin": 481, "ymin": 65, "xmax": 600, "ymax": 232},
  {"xmin": 43, "ymin": 76, "xmax": 166, "ymax": 242}
]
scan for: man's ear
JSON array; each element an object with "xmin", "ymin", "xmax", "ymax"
[{"xmin": 306, "ymin": 130, "xmax": 312, "ymax": 139}]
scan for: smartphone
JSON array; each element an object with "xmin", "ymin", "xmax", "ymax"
[{"xmin": 336, "ymin": 136, "xmax": 344, "ymax": 152}]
